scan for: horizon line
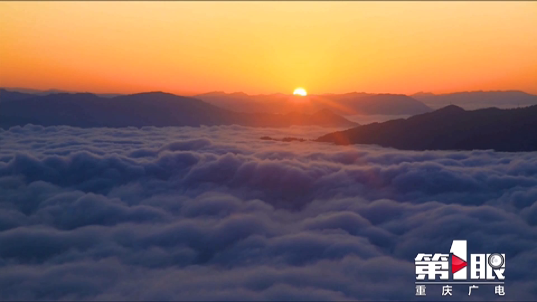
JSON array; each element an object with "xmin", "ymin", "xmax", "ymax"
[{"xmin": 1, "ymin": 87, "xmax": 534, "ymax": 98}]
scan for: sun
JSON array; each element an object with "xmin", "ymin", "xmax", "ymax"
[{"xmin": 293, "ymin": 88, "xmax": 307, "ymax": 96}]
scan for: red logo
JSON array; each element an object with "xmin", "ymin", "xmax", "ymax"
[{"xmin": 451, "ymin": 254, "xmax": 467, "ymax": 274}]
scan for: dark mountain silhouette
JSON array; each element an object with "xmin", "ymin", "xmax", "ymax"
[
  {"xmin": 260, "ymin": 136, "xmax": 306, "ymax": 142},
  {"xmin": 0, "ymin": 92, "xmax": 357, "ymax": 129},
  {"xmin": 0, "ymin": 88, "xmax": 122, "ymax": 100},
  {"xmin": 195, "ymin": 92, "xmax": 431, "ymax": 115},
  {"xmin": 0, "ymin": 89, "xmax": 37, "ymax": 102},
  {"xmin": 413, "ymin": 91, "xmax": 537, "ymax": 110},
  {"xmin": 317, "ymin": 105, "xmax": 537, "ymax": 152}
]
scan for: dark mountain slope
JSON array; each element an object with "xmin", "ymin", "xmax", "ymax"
[
  {"xmin": 317, "ymin": 105, "xmax": 537, "ymax": 152},
  {"xmin": 0, "ymin": 92, "xmax": 357, "ymax": 128},
  {"xmin": 0, "ymin": 89, "xmax": 36, "ymax": 102}
]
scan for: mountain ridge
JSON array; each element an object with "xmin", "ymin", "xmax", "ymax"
[
  {"xmin": 194, "ymin": 91, "xmax": 431, "ymax": 115},
  {"xmin": 412, "ymin": 90, "xmax": 537, "ymax": 110},
  {"xmin": 0, "ymin": 91, "xmax": 358, "ymax": 129}
]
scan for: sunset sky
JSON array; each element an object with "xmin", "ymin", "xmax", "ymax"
[{"xmin": 1, "ymin": 1, "xmax": 536, "ymax": 95}]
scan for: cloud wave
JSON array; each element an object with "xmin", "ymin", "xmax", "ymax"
[{"xmin": 0, "ymin": 124, "xmax": 536, "ymax": 300}]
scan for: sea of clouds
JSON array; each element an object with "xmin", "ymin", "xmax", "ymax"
[{"xmin": 0, "ymin": 124, "xmax": 536, "ymax": 300}]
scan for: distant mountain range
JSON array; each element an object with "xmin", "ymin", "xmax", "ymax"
[
  {"xmin": 413, "ymin": 91, "xmax": 537, "ymax": 110},
  {"xmin": 5, "ymin": 88, "xmax": 535, "ymax": 117},
  {"xmin": 0, "ymin": 87, "xmax": 122, "ymax": 98},
  {"xmin": 317, "ymin": 105, "xmax": 537, "ymax": 152},
  {"xmin": 195, "ymin": 92, "xmax": 431, "ymax": 116},
  {"xmin": 0, "ymin": 90, "xmax": 358, "ymax": 129}
]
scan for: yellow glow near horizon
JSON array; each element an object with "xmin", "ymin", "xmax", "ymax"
[
  {"xmin": 293, "ymin": 88, "xmax": 307, "ymax": 96},
  {"xmin": 0, "ymin": 2, "xmax": 536, "ymax": 95}
]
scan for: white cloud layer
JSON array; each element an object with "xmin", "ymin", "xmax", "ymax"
[{"xmin": 0, "ymin": 124, "xmax": 536, "ymax": 300}]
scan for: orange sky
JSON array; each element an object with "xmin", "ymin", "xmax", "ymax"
[{"xmin": 1, "ymin": 1, "xmax": 536, "ymax": 95}]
